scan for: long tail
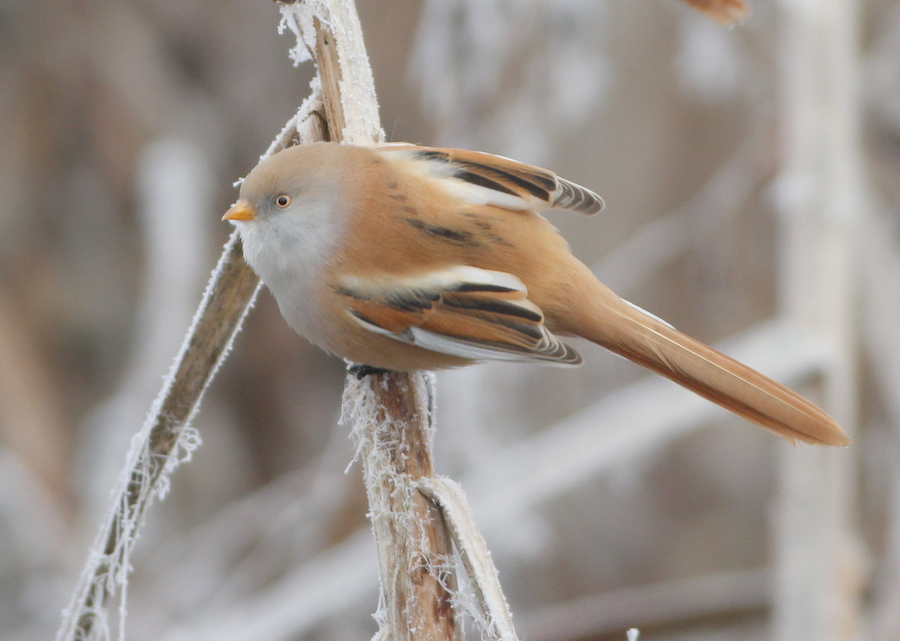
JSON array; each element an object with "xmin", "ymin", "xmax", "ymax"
[{"xmin": 574, "ymin": 291, "xmax": 849, "ymax": 446}]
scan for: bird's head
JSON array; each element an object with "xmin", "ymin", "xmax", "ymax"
[
  {"xmin": 223, "ymin": 144, "xmax": 341, "ymax": 224},
  {"xmin": 223, "ymin": 143, "xmax": 351, "ymax": 271}
]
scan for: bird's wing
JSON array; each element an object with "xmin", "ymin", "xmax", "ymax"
[
  {"xmin": 335, "ymin": 265, "xmax": 583, "ymax": 366},
  {"xmin": 371, "ymin": 143, "xmax": 604, "ymax": 215}
]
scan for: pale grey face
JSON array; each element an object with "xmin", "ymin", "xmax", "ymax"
[
  {"xmin": 238, "ymin": 187, "xmax": 344, "ymax": 275},
  {"xmin": 227, "ymin": 147, "xmax": 349, "ymax": 275},
  {"xmin": 221, "ymin": 147, "xmax": 352, "ymax": 347}
]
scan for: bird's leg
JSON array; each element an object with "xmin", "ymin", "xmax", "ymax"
[{"xmin": 348, "ymin": 363, "xmax": 394, "ymax": 379}]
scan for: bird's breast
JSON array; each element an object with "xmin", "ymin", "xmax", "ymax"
[{"xmin": 238, "ymin": 215, "xmax": 342, "ymax": 350}]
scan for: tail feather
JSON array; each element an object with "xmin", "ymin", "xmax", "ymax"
[{"xmin": 582, "ymin": 300, "xmax": 849, "ymax": 446}]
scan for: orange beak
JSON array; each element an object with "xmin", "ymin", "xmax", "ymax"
[{"xmin": 222, "ymin": 199, "xmax": 257, "ymax": 222}]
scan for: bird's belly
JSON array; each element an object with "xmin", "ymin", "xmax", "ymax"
[
  {"xmin": 273, "ymin": 279, "xmax": 330, "ymax": 348},
  {"xmin": 329, "ymin": 322, "xmax": 473, "ymax": 371}
]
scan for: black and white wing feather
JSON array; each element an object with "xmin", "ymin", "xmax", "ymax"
[
  {"xmin": 336, "ymin": 266, "xmax": 582, "ymax": 366},
  {"xmin": 372, "ymin": 144, "xmax": 605, "ymax": 215}
]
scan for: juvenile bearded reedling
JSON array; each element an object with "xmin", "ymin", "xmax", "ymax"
[
  {"xmin": 678, "ymin": 0, "xmax": 749, "ymax": 25},
  {"xmin": 223, "ymin": 142, "xmax": 850, "ymax": 447}
]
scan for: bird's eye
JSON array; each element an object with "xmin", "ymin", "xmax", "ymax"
[{"xmin": 275, "ymin": 194, "xmax": 291, "ymax": 208}]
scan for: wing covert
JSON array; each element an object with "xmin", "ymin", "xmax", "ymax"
[
  {"xmin": 372, "ymin": 143, "xmax": 604, "ymax": 216},
  {"xmin": 336, "ymin": 266, "xmax": 583, "ymax": 366}
]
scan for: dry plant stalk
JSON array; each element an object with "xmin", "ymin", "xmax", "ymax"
[
  {"xmin": 58, "ymin": 1, "xmax": 522, "ymax": 639},
  {"xmin": 293, "ymin": 3, "xmax": 521, "ymax": 636},
  {"xmin": 773, "ymin": 0, "xmax": 863, "ymax": 637},
  {"xmin": 345, "ymin": 373, "xmax": 458, "ymax": 641},
  {"xmin": 55, "ymin": 237, "xmax": 261, "ymax": 641},
  {"xmin": 289, "ymin": 3, "xmax": 463, "ymax": 639},
  {"xmin": 55, "ymin": 19, "xmax": 327, "ymax": 641},
  {"xmin": 55, "ymin": 101, "xmax": 326, "ymax": 640}
]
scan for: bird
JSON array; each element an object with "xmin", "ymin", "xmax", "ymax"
[
  {"xmin": 223, "ymin": 142, "xmax": 849, "ymax": 447},
  {"xmin": 677, "ymin": 0, "xmax": 748, "ymax": 25}
]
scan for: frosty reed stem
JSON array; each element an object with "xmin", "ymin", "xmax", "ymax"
[{"xmin": 55, "ymin": 24, "xmax": 323, "ymax": 641}]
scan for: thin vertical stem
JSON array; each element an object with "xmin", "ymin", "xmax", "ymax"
[
  {"xmin": 285, "ymin": 2, "xmax": 460, "ymax": 638},
  {"xmin": 346, "ymin": 373, "xmax": 459, "ymax": 641},
  {"xmin": 773, "ymin": 0, "xmax": 864, "ymax": 639}
]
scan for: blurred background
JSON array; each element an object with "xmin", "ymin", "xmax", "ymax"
[{"xmin": 0, "ymin": 0, "xmax": 895, "ymax": 639}]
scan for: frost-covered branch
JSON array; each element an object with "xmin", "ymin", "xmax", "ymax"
[
  {"xmin": 54, "ymin": 38, "xmax": 328, "ymax": 641},
  {"xmin": 55, "ymin": 232, "xmax": 261, "ymax": 641},
  {"xmin": 284, "ymin": 3, "xmax": 525, "ymax": 640},
  {"xmin": 280, "ymin": 2, "xmax": 465, "ymax": 639}
]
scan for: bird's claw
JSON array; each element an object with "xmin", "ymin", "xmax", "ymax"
[{"xmin": 348, "ymin": 364, "xmax": 393, "ymax": 379}]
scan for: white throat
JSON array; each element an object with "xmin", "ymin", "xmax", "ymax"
[{"xmin": 237, "ymin": 198, "xmax": 345, "ymax": 345}]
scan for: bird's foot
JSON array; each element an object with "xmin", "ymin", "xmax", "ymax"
[{"xmin": 348, "ymin": 364, "xmax": 394, "ymax": 379}]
